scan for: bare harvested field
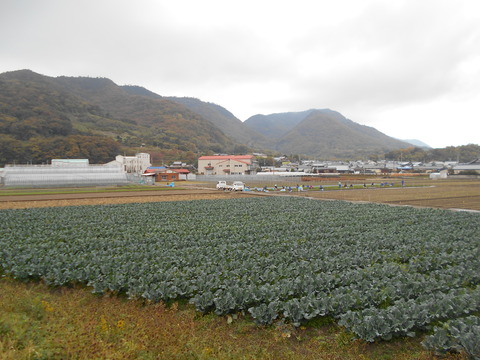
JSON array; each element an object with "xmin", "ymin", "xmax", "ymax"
[
  {"xmin": 292, "ymin": 178, "xmax": 480, "ymax": 211},
  {"xmin": 0, "ymin": 188, "xmax": 257, "ymax": 209},
  {"xmin": 0, "ymin": 177, "xmax": 479, "ymax": 211}
]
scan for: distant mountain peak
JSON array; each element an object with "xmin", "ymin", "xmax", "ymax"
[
  {"xmin": 244, "ymin": 109, "xmax": 411, "ymax": 159},
  {"xmin": 402, "ymin": 139, "xmax": 432, "ymax": 148},
  {"xmin": 121, "ymin": 85, "xmax": 162, "ymax": 98}
]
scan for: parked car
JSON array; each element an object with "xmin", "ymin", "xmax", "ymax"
[
  {"xmin": 216, "ymin": 181, "xmax": 231, "ymax": 190},
  {"xmin": 216, "ymin": 181, "xmax": 245, "ymax": 191},
  {"xmin": 231, "ymin": 181, "xmax": 245, "ymax": 191}
]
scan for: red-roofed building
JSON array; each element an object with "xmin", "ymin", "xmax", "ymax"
[
  {"xmin": 198, "ymin": 155, "xmax": 256, "ymax": 175},
  {"xmin": 144, "ymin": 167, "xmax": 192, "ymax": 181}
]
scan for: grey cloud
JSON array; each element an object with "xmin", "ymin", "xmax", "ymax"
[
  {"xmin": 1, "ymin": 0, "xmax": 479, "ymax": 147},
  {"xmin": 279, "ymin": 2, "xmax": 480, "ymax": 115}
]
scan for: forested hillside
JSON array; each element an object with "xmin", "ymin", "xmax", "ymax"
[
  {"xmin": 245, "ymin": 109, "xmax": 411, "ymax": 159},
  {"xmin": 166, "ymin": 96, "xmax": 269, "ymax": 150},
  {"xmin": 0, "ymin": 71, "xmax": 121, "ymax": 165},
  {"xmin": 0, "ymin": 70, "xmax": 238, "ymax": 166},
  {"xmin": 245, "ymin": 109, "xmax": 315, "ymax": 138}
]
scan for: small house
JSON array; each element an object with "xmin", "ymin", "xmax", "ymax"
[{"xmin": 144, "ymin": 167, "xmax": 179, "ymax": 182}]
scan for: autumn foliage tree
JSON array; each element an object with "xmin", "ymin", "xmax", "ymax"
[{"xmin": 26, "ymin": 136, "xmax": 121, "ymax": 164}]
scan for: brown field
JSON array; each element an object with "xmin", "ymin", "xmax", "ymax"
[
  {"xmin": 291, "ymin": 178, "xmax": 480, "ymax": 211},
  {"xmin": 0, "ymin": 177, "xmax": 479, "ymax": 211},
  {"xmin": 0, "ymin": 188, "xmax": 255, "ymax": 210}
]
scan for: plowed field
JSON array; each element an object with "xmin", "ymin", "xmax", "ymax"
[
  {"xmin": 0, "ymin": 189, "xmax": 255, "ymax": 209},
  {"xmin": 294, "ymin": 179, "xmax": 480, "ymax": 211}
]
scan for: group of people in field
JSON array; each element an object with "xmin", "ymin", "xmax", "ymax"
[{"xmin": 254, "ymin": 180, "xmax": 405, "ymax": 193}]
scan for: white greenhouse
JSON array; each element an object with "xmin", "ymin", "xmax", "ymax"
[{"xmin": 2, "ymin": 163, "xmax": 129, "ymax": 187}]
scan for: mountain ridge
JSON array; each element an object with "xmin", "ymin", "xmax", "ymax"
[
  {"xmin": 1, "ymin": 69, "xmax": 421, "ymax": 165},
  {"xmin": 245, "ymin": 109, "xmax": 411, "ymax": 158},
  {"xmin": 0, "ymin": 70, "xmax": 238, "ymax": 165},
  {"xmin": 165, "ymin": 96, "xmax": 269, "ymax": 150}
]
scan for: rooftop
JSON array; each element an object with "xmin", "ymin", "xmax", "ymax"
[{"xmin": 198, "ymin": 155, "xmax": 254, "ymax": 160}]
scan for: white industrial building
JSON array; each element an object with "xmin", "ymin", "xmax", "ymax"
[{"xmin": 113, "ymin": 153, "xmax": 151, "ymax": 174}]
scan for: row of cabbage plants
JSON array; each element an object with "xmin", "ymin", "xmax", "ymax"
[
  {"xmin": 1, "ymin": 197, "xmax": 479, "ymax": 352},
  {"xmin": 422, "ymin": 316, "xmax": 480, "ymax": 359}
]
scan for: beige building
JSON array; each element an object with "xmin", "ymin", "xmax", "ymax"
[{"xmin": 198, "ymin": 155, "xmax": 256, "ymax": 175}]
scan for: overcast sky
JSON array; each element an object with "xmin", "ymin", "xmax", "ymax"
[{"xmin": 2, "ymin": 0, "xmax": 479, "ymax": 148}]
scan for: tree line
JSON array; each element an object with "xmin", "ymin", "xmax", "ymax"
[
  {"xmin": 0, "ymin": 134, "xmax": 120, "ymax": 166},
  {"xmin": 384, "ymin": 144, "xmax": 480, "ymax": 163}
]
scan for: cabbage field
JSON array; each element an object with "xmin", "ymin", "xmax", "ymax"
[{"xmin": 1, "ymin": 197, "xmax": 479, "ymax": 356}]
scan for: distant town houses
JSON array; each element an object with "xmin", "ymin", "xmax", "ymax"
[
  {"xmin": 1, "ymin": 153, "xmax": 479, "ymax": 188},
  {"xmin": 192, "ymin": 154, "xmax": 480, "ymax": 177},
  {"xmin": 254, "ymin": 158, "xmax": 480, "ymax": 176},
  {"xmin": 451, "ymin": 159, "xmax": 480, "ymax": 175},
  {"xmin": 119, "ymin": 154, "xmax": 477, "ymax": 180}
]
